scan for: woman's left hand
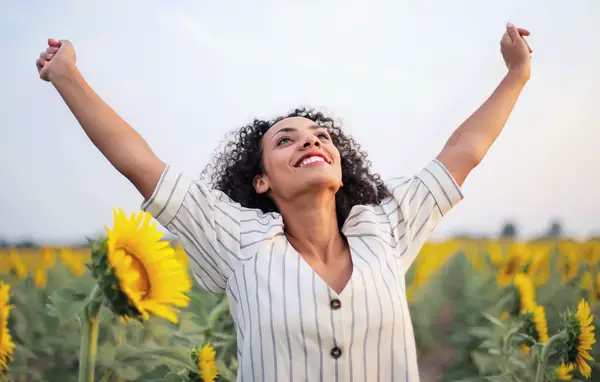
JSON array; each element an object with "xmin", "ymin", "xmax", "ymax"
[{"xmin": 501, "ymin": 23, "xmax": 532, "ymax": 82}]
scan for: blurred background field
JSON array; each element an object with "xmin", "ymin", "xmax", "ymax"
[
  {"xmin": 3, "ymin": 2, "xmax": 599, "ymax": 381},
  {"xmin": 1, "ymin": 220, "xmax": 599, "ymax": 381}
]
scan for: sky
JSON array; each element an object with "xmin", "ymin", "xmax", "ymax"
[{"xmin": 1, "ymin": 1, "xmax": 599, "ymax": 244}]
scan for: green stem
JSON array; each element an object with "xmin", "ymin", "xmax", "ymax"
[
  {"xmin": 501, "ymin": 322, "xmax": 523, "ymax": 374},
  {"xmin": 78, "ymin": 286, "xmax": 102, "ymax": 382},
  {"xmin": 534, "ymin": 330, "xmax": 569, "ymax": 382},
  {"xmin": 100, "ymin": 368, "xmax": 113, "ymax": 382},
  {"xmin": 501, "ymin": 330, "xmax": 515, "ymax": 374},
  {"xmin": 117, "ymin": 319, "xmax": 126, "ymax": 382}
]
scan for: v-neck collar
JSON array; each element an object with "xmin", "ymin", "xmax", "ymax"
[{"xmin": 285, "ymin": 237, "xmax": 355, "ymax": 298}]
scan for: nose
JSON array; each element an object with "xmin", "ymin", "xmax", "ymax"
[{"xmin": 302, "ymin": 135, "xmax": 320, "ymax": 148}]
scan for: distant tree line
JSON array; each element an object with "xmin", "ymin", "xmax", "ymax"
[
  {"xmin": 499, "ymin": 219, "xmax": 600, "ymax": 241},
  {"xmin": 0, "ymin": 239, "xmax": 93, "ymax": 249},
  {"xmin": 0, "ymin": 233, "xmax": 176, "ymax": 248},
  {"xmin": 0, "ymin": 220, "xmax": 597, "ymax": 248}
]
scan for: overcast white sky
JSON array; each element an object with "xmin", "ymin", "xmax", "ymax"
[{"xmin": 1, "ymin": 1, "xmax": 599, "ymax": 243}]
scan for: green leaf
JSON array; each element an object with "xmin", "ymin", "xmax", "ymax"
[
  {"xmin": 135, "ymin": 365, "xmax": 186, "ymax": 382},
  {"xmin": 114, "ymin": 344, "xmax": 198, "ymax": 371},
  {"xmin": 207, "ymin": 296, "xmax": 230, "ymax": 328},
  {"xmin": 469, "ymin": 327, "xmax": 494, "ymax": 340},
  {"xmin": 46, "ymin": 293, "xmax": 89, "ymax": 324},
  {"xmin": 471, "ymin": 351, "xmax": 501, "ymax": 375},
  {"xmin": 484, "ymin": 377, "xmax": 513, "ymax": 382},
  {"xmin": 482, "ymin": 312, "xmax": 506, "ymax": 328},
  {"xmin": 216, "ymin": 359, "xmax": 237, "ymax": 381},
  {"xmin": 211, "ymin": 331, "xmax": 234, "ymax": 341}
]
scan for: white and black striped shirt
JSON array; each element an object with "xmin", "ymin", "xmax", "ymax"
[{"xmin": 142, "ymin": 158, "xmax": 463, "ymax": 381}]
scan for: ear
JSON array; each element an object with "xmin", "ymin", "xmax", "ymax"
[{"xmin": 253, "ymin": 174, "xmax": 270, "ymax": 194}]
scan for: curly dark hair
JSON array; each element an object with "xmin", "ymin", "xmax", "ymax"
[{"xmin": 201, "ymin": 107, "xmax": 391, "ymax": 231}]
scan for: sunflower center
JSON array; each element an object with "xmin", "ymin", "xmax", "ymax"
[
  {"xmin": 124, "ymin": 250, "xmax": 151, "ymax": 297},
  {"xmin": 506, "ymin": 258, "xmax": 519, "ymax": 275}
]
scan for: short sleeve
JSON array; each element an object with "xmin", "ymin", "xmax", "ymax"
[
  {"xmin": 141, "ymin": 165, "xmax": 245, "ymax": 293},
  {"xmin": 382, "ymin": 159, "xmax": 463, "ymax": 272}
]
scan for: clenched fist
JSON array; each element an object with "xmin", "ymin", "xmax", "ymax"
[
  {"xmin": 501, "ymin": 23, "xmax": 533, "ymax": 81},
  {"xmin": 36, "ymin": 38, "xmax": 76, "ymax": 82}
]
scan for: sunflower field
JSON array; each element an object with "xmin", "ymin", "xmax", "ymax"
[{"xmin": 0, "ymin": 210, "xmax": 598, "ymax": 381}]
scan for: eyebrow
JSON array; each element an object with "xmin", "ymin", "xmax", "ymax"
[{"xmin": 272, "ymin": 124, "xmax": 322, "ymax": 139}]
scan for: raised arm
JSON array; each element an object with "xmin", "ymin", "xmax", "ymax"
[
  {"xmin": 36, "ymin": 38, "xmax": 165, "ymax": 199},
  {"xmin": 37, "ymin": 38, "xmax": 275, "ymax": 293},
  {"xmin": 436, "ymin": 23, "xmax": 533, "ymax": 186}
]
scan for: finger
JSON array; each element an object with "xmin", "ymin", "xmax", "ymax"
[
  {"xmin": 506, "ymin": 22, "xmax": 520, "ymax": 42},
  {"xmin": 500, "ymin": 32, "xmax": 511, "ymax": 46},
  {"xmin": 39, "ymin": 51, "xmax": 54, "ymax": 60},
  {"xmin": 48, "ymin": 38, "xmax": 60, "ymax": 47},
  {"xmin": 46, "ymin": 46, "xmax": 59, "ymax": 54},
  {"xmin": 36, "ymin": 57, "xmax": 47, "ymax": 71},
  {"xmin": 517, "ymin": 28, "xmax": 531, "ymax": 36},
  {"xmin": 522, "ymin": 36, "xmax": 533, "ymax": 53}
]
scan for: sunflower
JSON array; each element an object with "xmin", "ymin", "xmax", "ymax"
[
  {"xmin": 462, "ymin": 241, "xmax": 483, "ymax": 270},
  {"xmin": 0, "ymin": 282, "xmax": 15, "ymax": 373},
  {"xmin": 32, "ymin": 267, "xmax": 47, "ymax": 288},
  {"xmin": 512, "ymin": 273, "xmax": 536, "ymax": 315},
  {"xmin": 28, "ymin": 247, "xmax": 55, "ymax": 288},
  {"xmin": 557, "ymin": 251, "xmax": 580, "ymax": 283},
  {"xmin": 554, "ymin": 361, "xmax": 576, "ymax": 380},
  {"xmin": 59, "ymin": 248, "xmax": 89, "ymax": 277},
  {"xmin": 497, "ymin": 248, "xmax": 528, "ymax": 285},
  {"xmin": 559, "ymin": 240, "xmax": 578, "ymax": 256},
  {"xmin": 526, "ymin": 249, "xmax": 550, "ymax": 286},
  {"xmin": 0, "ymin": 252, "xmax": 10, "ymax": 274},
  {"xmin": 7, "ymin": 249, "xmax": 27, "ymax": 280},
  {"xmin": 40, "ymin": 246, "xmax": 56, "ymax": 268},
  {"xmin": 534, "ymin": 306, "xmax": 549, "ymax": 342},
  {"xmin": 90, "ymin": 208, "xmax": 191, "ymax": 323},
  {"xmin": 520, "ymin": 305, "xmax": 549, "ymax": 353},
  {"xmin": 581, "ymin": 272, "xmax": 596, "ymax": 308},
  {"xmin": 560, "ymin": 299, "xmax": 596, "ymax": 379},
  {"xmin": 412, "ymin": 242, "xmax": 457, "ymax": 287},
  {"xmin": 173, "ymin": 245, "xmax": 189, "ymax": 270},
  {"xmin": 487, "ymin": 241, "xmax": 503, "ymax": 266},
  {"xmin": 192, "ymin": 343, "xmax": 219, "ymax": 382},
  {"xmin": 581, "ymin": 241, "xmax": 600, "ymax": 268}
]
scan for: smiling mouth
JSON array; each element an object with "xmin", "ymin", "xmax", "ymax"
[{"xmin": 296, "ymin": 155, "xmax": 330, "ymax": 167}]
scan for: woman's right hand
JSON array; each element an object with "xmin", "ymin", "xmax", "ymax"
[{"xmin": 36, "ymin": 38, "xmax": 77, "ymax": 82}]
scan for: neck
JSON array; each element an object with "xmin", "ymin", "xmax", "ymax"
[{"xmin": 277, "ymin": 191, "xmax": 345, "ymax": 263}]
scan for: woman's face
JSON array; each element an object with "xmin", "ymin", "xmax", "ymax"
[{"xmin": 253, "ymin": 116, "xmax": 343, "ymax": 200}]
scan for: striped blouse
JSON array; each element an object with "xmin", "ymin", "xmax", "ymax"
[{"xmin": 142, "ymin": 158, "xmax": 463, "ymax": 381}]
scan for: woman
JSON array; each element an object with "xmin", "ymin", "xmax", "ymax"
[{"xmin": 36, "ymin": 23, "xmax": 532, "ymax": 381}]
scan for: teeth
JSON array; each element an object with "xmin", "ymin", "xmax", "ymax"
[{"xmin": 299, "ymin": 156, "xmax": 326, "ymax": 167}]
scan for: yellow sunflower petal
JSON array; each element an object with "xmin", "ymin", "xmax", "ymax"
[
  {"xmin": 141, "ymin": 301, "xmax": 180, "ymax": 323},
  {"xmin": 513, "ymin": 273, "xmax": 536, "ymax": 312},
  {"xmin": 532, "ymin": 305, "xmax": 549, "ymax": 343},
  {"xmin": 0, "ymin": 282, "xmax": 15, "ymax": 372},
  {"xmin": 99, "ymin": 209, "xmax": 191, "ymax": 323},
  {"xmin": 577, "ymin": 356, "xmax": 592, "ymax": 379},
  {"xmin": 556, "ymin": 361, "xmax": 575, "ymax": 380},
  {"xmin": 197, "ymin": 343, "xmax": 219, "ymax": 382},
  {"xmin": 564, "ymin": 299, "xmax": 597, "ymax": 379}
]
